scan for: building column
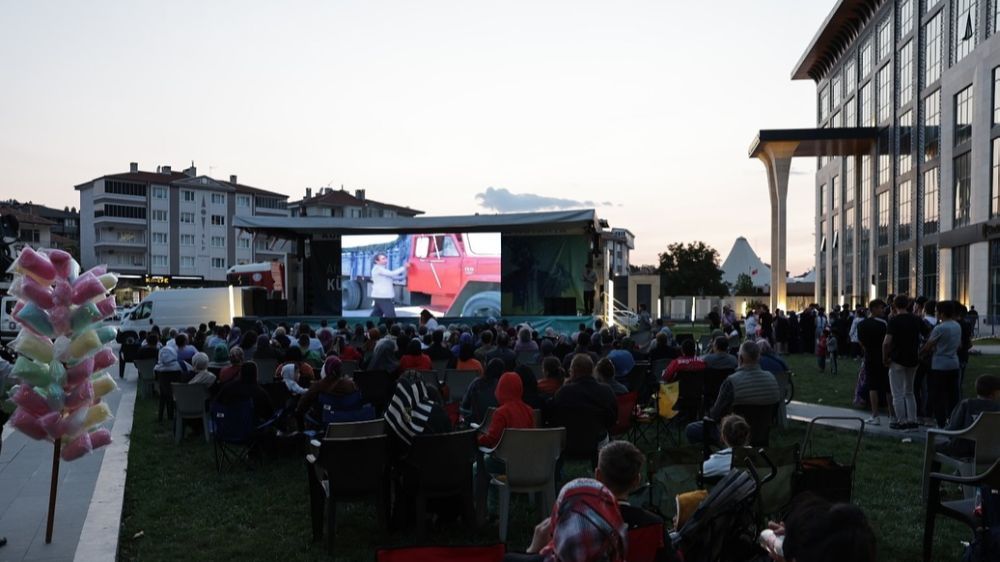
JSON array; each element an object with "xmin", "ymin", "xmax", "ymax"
[{"xmin": 757, "ymin": 143, "xmax": 797, "ymax": 312}]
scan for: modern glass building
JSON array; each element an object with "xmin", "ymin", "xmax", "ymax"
[{"xmin": 799, "ymin": 0, "xmax": 1000, "ymax": 320}]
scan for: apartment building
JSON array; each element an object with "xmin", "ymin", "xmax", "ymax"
[{"xmin": 288, "ymin": 187, "xmax": 423, "ymax": 218}]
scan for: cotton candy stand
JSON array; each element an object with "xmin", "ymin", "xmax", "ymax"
[{"xmin": 4, "ymin": 247, "xmax": 118, "ymax": 543}]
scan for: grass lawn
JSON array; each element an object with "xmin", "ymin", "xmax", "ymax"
[{"xmin": 119, "ymin": 387, "xmax": 975, "ymax": 562}]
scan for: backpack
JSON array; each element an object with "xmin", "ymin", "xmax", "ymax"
[{"xmin": 962, "ymin": 486, "xmax": 1000, "ymax": 562}]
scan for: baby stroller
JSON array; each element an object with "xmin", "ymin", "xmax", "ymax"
[{"xmin": 670, "ymin": 450, "xmax": 777, "ymax": 562}]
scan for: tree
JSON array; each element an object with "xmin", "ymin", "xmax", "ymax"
[
  {"xmin": 733, "ymin": 273, "xmax": 757, "ymax": 296},
  {"xmin": 658, "ymin": 241, "xmax": 728, "ymax": 296}
]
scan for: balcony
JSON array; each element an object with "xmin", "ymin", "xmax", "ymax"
[{"xmin": 94, "ymin": 229, "xmax": 147, "ymax": 248}]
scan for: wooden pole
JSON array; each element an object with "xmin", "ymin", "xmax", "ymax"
[{"xmin": 45, "ymin": 440, "xmax": 61, "ymax": 544}]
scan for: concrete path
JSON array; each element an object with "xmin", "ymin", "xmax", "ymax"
[
  {"xmin": 787, "ymin": 400, "xmax": 932, "ymax": 443},
  {"xmin": 0, "ymin": 363, "xmax": 136, "ymax": 562}
]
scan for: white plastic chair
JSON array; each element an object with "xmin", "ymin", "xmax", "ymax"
[
  {"xmin": 923, "ymin": 411, "xmax": 1000, "ymax": 499},
  {"xmin": 135, "ymin": 358, "xmax": 157, "ymax": 398},
  {"xmin": 172, "ymin": 383, "xmax": 210, "ymax": 444},
  {"xmin": 488, "ymin": 427, "xmax": 566, "ymax": 541}
]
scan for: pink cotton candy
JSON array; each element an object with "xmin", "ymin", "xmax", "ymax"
[
  {"xmin": 80, "ymin": 265, "xmax": 107, "ymax": 278},
  {"xmin": 13, "ymin": 247, "xmax": 56, "ymax": 285},
  {"xmin": 11, "ymin": 385, "xmax": 52, "ymax": 417},
  {"xmin": 92, "ymin": 349, "xmax": 116, "ymax": 371},
  {"xmin": 65, "ymin": 357, "xmax": 95, "ymax": 386},
  {"xmin": 12, "ymin": 275, "xmax": 55, "ymax": 309},
  {"xmin": 60, "ymin": 432, "xmax": 93, "ymax": 461},
  {"xmin": 70, "ymin": 273, "xmax": 106, "ymax": 306},
  {"xmin": 95, "ymin": 296, "xmax": 116, "ymax": 318},
  {"xmin": 40, "ymin": 407, "xmax": 87, "ymax": 441},
  {"xmin": 44, "ymin": 249, "xmax": 74, "ymax": 279},
  {"xmin": 65, "ymin": 380, "xmax": 94, "ymax": 411},
  {"xmin": 10, "ymin": 409, "xmax": 49, "ymax": 441},
  {"xmin": 52, "ymin": 280, "xmax": 73, "ymax": 307},
  {"xmin": 89, "ymin": 428, "xmax": 112, "ymax": 450}
]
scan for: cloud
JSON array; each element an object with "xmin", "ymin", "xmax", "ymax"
[{"xmin": 475, "ymin": 187, "xmax": 595, "ymax": 212}]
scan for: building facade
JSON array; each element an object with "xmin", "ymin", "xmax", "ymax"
[
  {"xmin": 804, "ymin": 0, "xmax": 1000, "ymax": 320},
  {"xmin": 76, "ymin": 163, "xmax": 289, "ymax": 300},
  {"xmin": 288, "ymin": 187, "xmax": 423, "ymax": 218},
  {"xmin": 0, "ymin": 201, "xmax": 79, "ymax": 259},
  {"xmin": 604, "ymin": 228, "xmax": 635, "ymax": 277}
]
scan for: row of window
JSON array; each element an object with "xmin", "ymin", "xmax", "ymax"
[{"xmin": 152, "ymin": 255, "xmax": 227, "ymax": 269}]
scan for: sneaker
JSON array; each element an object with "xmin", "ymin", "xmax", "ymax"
[
  {"xmin": 904, "ymin": 421, "xmax": 920, "ymax": 430},
  {"xmin": 864, "ymin": 416, "xmax": 880, "ymax": 426},
  {"xmin": 889, "ymin": 421, "xmax": 903, "ymax": 430}
]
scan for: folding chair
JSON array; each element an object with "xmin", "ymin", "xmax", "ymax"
[
  {"xmin": 611, "ymin": 391, "xmax": 639, "ymax": 439},
  {"xmin": 630, "ymin": 447, "xmax": 704, "ymax": 521},
  {"xmin": 354, "ymin": 370, "xmax": 393, "ymax": 415},
  {"xmin": 665, "ymin": 371, "xmax": 704, "ymax": 440},
  {"xmin": 732, "ymin": 403, "xmax": 779, "ymax": 448},
  {"xmin": 172, "ymin": 383, "xmax": 210, "ymax": 444},
  {"xmin": 701, "ymin": 368, "xmax": 733, "ymax": 413},
  {"xmin": 731, "ymin": 445, "xmax": 799, "ymax": 518},
  {"xmin": 318, "ymin": 391, "xmax": 376, "ymax": 425},
  {"xmin": 417, "ymin": 369, "xmax": 441, "ymax": 390},
  {"xmin": 627, "ymin": 523, "xmax": 666, "ymax": 562},
  {"xmin": 324, "ymin": 418, "xmax": 386, "ymax": 438},
  {"xmin": 210, "ymin": 400, "xmax": 257, "ymax": 472}
]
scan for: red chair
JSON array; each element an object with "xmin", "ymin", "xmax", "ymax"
[
  {"xmin": 376, "ymin": 543, "xmax": 506, "ymax": 562},
  {"xmin": 627, "ymin": 523, "xmax": 666, "ymax": 562},
  {"xmin": 612, "ymin": 392, "xmax": 640, "ymax": 438}
]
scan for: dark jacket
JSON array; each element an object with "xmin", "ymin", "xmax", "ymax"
[{"xmin": 546, "ymin": 376, "xmax": 617, "ymax": 456}]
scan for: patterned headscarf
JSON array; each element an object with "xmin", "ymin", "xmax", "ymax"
[
  {"xmin": 385, "ymin": 371, "xmax": 435, "ymax": 446},
  {"xmin": 542, "ymin": 478, "xmax": 627, "ymax": 562}
]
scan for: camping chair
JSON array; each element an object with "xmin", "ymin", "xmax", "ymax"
[
  {"xmin": 324, "ymin": 418, "xmax": 386, "ymax": 438},
  {"xmin": 355, "ymin": 370, "xmax": 393, "ymax": 415},
  {"xmin": 611, "ymin": 391, "xmax": 639, "ymax": 439},
  {"xmin": 402, "ymin": 429, "xmax": 478, "ymax": 536},
  {"xmin": 631, "ymin": 382, "xmax": 679, "ymax": 449},
  {"xmin": 732, "ymin": 403, "xmax": 779, "ymax": 448},
  {"xmin": 444, "ymin": 369, "xmax": 479, "ymax": 403},
  {"xmin": 924, "ymin": 458, "xmax": 1000, "ymax": 562},
  {"xmin": 210, "ymin": 400, "xmax": 257, "ymax": 473},
  {"xmin": 923, "ymin": 412, "xmax": 1000, "ymax": 500},
  {"xmin": 665, "ymin": 371, "xmax": 704, "ymax": 439},
  {"xmin": 627, "ymin": 523, "xmax": 666, "ymax": 562},
  {"xmin": 375, "ymin": 544, "xmax": 506, "ymax": 562},
  {"xmin": 488, "ymin": 427, "xmax": 566, "ymax": 541},
  {"xmin": 650, "ymin": 359, "xmax": 670, "ymax": 381},
  {"xmin": 135, "ymin": 358, "xmax": 157, "ymax": 399},
  {"xmin": 630, "ymin": 447, "xmax": 704, "ymax": 521},
  {"xmin": 171, "ymin": 383, "xmax": 210, "ymax": 444},
  {"xmin": 307, "ymin": 434, "xmax": 389, "ymax": 554},
  {"xmin": 262, "ymin": 382, "xmax": 292, "ymax": 413},
  {"xmin": 700, "ymin": 368, "xmax": 733, "ymax": 414},
  {"xmin": 253, "ymin": 358, "xmax": 279, "ymax": 385},
  {"xmin": 318, "ymin": 391, "xmax": 375, "ymax": 425},
  {"xmin": 731, "ymin": 445, "xmax": 800, "ymax": 518},
  {"xmin": 340, "ymin": 359, "xmax": 359, "ymax": 377}
]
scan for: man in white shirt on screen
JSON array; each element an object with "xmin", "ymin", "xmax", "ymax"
[{"xmin": 371, "ymin": 253, "xmax": 409, "ymax": 318}]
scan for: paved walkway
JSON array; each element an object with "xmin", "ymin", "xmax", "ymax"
[
  {"xmin": 0, "ymin": 363, "xmax": 136, "ymax": 562},
  {"xmin": 787, "ymin": 400, "xmax": 932, "ymax": 443}
]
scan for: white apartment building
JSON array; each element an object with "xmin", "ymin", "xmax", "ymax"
[{"xmin": 76, "ymin": 163, "xmax": 289, "ymax": 289}]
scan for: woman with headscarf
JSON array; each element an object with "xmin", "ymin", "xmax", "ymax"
[
  {"xmin": 281, "ymin": 363, "xmax": 309, "ymax": 396},
  {"xmin": 453, "ymin": 342, "xmax": 484, "ymax": 375},
  {"xmin": 276, "ymin": 346, "xmax": 315, "ymax": 383},
  {"xmin": 218, "ymin": 347, "xmax": 245, "ymax": 385},
  {"xmin": 296, "ymin": 356, "xmax": 360, "ymax": 421},
  {"xmin": 337, "ymin": 335, "xmax": 362, "ymax": 362},
  {"xmin": 214, "ymin": 362, "xmax": 274, "ymax": 423},
  {"xmin": 514, "ymin": 327, "xmax": 539, "ymax": 353},
  {"xmin": 227, "ymin": 326, "xmax": 242, "ymax": 349},
  {"xmin": 451, "ymin": 332, "xmax": 473, "ymax": 360},
  {"xmin": 253, "ymin": 334, "xmax": 282, "ymax": 362},
  {"xmin": 399, "ymin": 338, "xmax": 432, "ymax": 372},
  {"xmin": 385, "ymin": 371, "xmax": 451, "ymax": 452},
  {"xmin": 511, "ymin": 478, "xmax": 627, "ymax": 562},
  {"xmin": 317, "ymin": 329, "xmax": 335, "ymax": 356},
  {"xmin": 366, "ymin": 338, "xmax": 400, "ymax": 374}
]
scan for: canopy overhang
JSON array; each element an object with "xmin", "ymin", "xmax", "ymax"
[
  {"xmin": 748, "ymin": 127, "xmax": 879, "ymax": 159},
  {"xmin": 233, "ymin": 209, "xmax": 600, "ymax": 239}
]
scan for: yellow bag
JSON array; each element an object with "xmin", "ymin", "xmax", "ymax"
[{"xmin": 657, "ymin": 382, "xmax": 680, "ymax": 419}]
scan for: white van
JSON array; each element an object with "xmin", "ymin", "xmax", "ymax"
[
  {"xmin": 119, "ymin": 287, "xmax": 244, "ymax": 334},
  {"xmin": 1, "ymin": 296, "xmax": 17, "ymax": 346}
]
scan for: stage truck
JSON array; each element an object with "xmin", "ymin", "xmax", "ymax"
[{"xmin": 228, "ymin": 232, "xmax": 501, "ymax": 317}]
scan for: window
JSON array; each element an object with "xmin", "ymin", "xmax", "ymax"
[
  {"xmin": 995, "ymin": 0, "xmax": 1000, "ymax": 33},
  {"xmin": 20, "ymin": 228, "xmax": 40, "ymax": 243},
  {"xmin": 924, "ymin": 168, "xmax": 940, "ymax": 234},
  {"xmin": 152, "ymin": 255, "xmax": 168, "ymax": 267},
  {"xmin": 897, "ymin": 249, "xmax": 911, "ymax": 295},
  {"xmin": 955, "ymin": 86, "xmax": 974, "ymax": 146},
  {"xmin": 955, "ymin": 0, "xmax": 978, "ymax": 64},
  {"xmin": 924, "ymin": 13, "xmax": 943, "ymax": 85},
  {"xmin": 860, "ymin": 82, "xmax": 873, "ymax": 127},
  {"xmin": 877, "ymin": 254, "xmax": 889, "ymax": 297},
  {"xmin": 899, "ymin": 110, "xmax": 913, "ymax": 174},
  {"xmin": 994, "ymin": 67, "xmax": 1000, "ymax": 125},
  {"xmin": 238, "ymin": 237, "xmax": 251, "ymax": 249},
  {"xmin": 924, "ymin": 245, "xmax": 939, "ymax": 299},
  {"xmin": 990, "ymin": 241, "xmax": 1000, "ymax": 320},
  {"xmin": 211, "ymin": 215, "xmax": 225, "ymax": 226},
  {"xmin": 955, "ymin": 152, "xmax": 972, "ymax": 227},
  {"xmin": 820, "ymin": 183, "xmax": 827, "ymax": 215},
  {"xmin": 954, "ymin": 245, "xmax": 971, "ymax": 304},
  {"xmin": 182, "ymin": 190, "xmax": 195, "ymax": 202},
  {"xmin": 877, "ymin": 64, "xmax": 892, "ymax": 123},
  {"xmin": 899, "ymin": 41, "xmax": 913, "ymax": 107},
  {"xmin": 845, "ymin": 259, "xmax": 854, "ymax": 302},
  {"xmin": 860, "ymin": 39, "xmax": 873, "ymax": 78},
  {"xmin": 180, "ymin": 256, "xmax": 195, "ymax": 268},
  {"xmin": 845, "ymin": 60, "xmax": 857, "ymax": 95},
  {"xmin": 832, "ymin": 73, "xmax": 842, "ymax": 107},
  {"xmin": 878, "ymin": 130, "xmax": 892, "ymax": 185},
  {"xmin": 861, "ymin": 155, "xmax": 872, "ymax": 241},
  {"xmin": 211, "ymin": 193, "xmax": 225, "ymax": 205},
  {"xmin": 846, "ymin": 156, "xmax": 856, "ymax": 203},
  {"xmin": 845, "ymin": 97, "xmax": 856, "ymax": 127},
  {"xmin": 924, "ymin": 90, "xmax": 941, "ymax": 161},
  {"xmin": 211, "ymin": 236, "xmax": 225, "ymax": 247},
  {"xmin": 151, "ymin": 209, "xmax": 167, "ymax": 222},
  {"xmin": 899, "ymin": 0, "xmax": 913, "ymax": 36},
  {"xmin": 180, "ymin": 212, "xmax": 195, "ymax": 224},
  {"xmin": 152, "ymin": 186, "xmax": 167, "ymax": 199},
  {"xmin": 877, "ymin": 190, "xmax": 890, "ymax": 247},
  {"xmin": 211, "ymin": 257, "xmax": 226, "ymax": 269},
  {"xmin": 180, "ymin": 234, "xmax": 195, "ymax": 246},
  {"xmin": 846, "ymin": 208, "xmax": 855, "ymax": 253},
  {"xmin": 878, "ymin": 17, "xmax": 892, "ymax": 60},
  {"xmin": 99, "ymin": 204, "xmax": 146, "ymax": 220},
  {"xmin": 254, "ymin": 196, "xmax": 286, "ymax": 210},
  {"xmin": 897, "ymin": 180, "xmax": 913, "ymax": 241},
  {"xmin": 833, "ymin": 176, "xmax": 840, "ymax": 210},
  {"xmin": 927, "ymin": 0, "xmax": 943, "ymax": 12},
  {"xmin": 832, "ymin": 111, "xmax": 842, "ymax": 127},
  {"xmin": 152, "ymin": 232, "xmax": 167, "ymax": 244},
  {"xmin": 819, "ymin": 85, "xmax": 830, "ymax": 122},
  {"xmin": 994, "ymin": 137, "xmax": 1000, "ymax": 217},
  {"xmin": 237, "ymin": 195, "xmax": 251, "ymax": 207},
  {"xmin": 104, "ymin": 180, "xmax": 146, "ymax": 197}
]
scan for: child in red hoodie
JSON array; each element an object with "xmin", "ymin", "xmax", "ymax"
[{"xmin": 479, "ymin": 372, "xmax": 536, "ymax": 447}]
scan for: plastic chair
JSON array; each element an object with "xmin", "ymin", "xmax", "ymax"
[
  {"xmin": 489, "ymin": 427, "xmax": 566, "ymax": 541},
  {"xmin": 611, "ymin": 391, "xmax": 639, "ymax": 438},
  {"xmin": 307, "ymin": 434, "xmax": 389, "ymax": 554},
  {"xmin": 924, "ymin": 458, "xmax": 1000, "ymax": 562},
  {"xmin": 354, "ymin": 370, "xmax": 393, "ymax": 415},
  {"xmin": 732, "ymin": 403, "xmax": 779, "ymax": 448},
  {"xmin": 444, "ymin": 369, "xmax": 479, "ymax": 403},
  {"xmin": 325, "ymin": 418, "xmax": 385, "ymax": 438},
  {"xmin": 210, "ymin": 400, "xmax": 257, "ymax": 473},
  {"xmin": 431, "ymin": 358, "xmax": 450, "ymax": 373},
  {"xmin": 171, "ymin": 383, "xmax": 210, "ymax": 444},
  {"xmin": 318, "ymin": 391, "xmax": 376, "ymax": 424},
  {"xmin": 402, "ymin": 429, "xmax": 478, "ymax": 536},
  {"xmin": 156, "ymin": 370, "xmax": 182, "ymax": 421},
  {"xmin": 135, "ymin": 358, "xmax": 157, "ymax": 399},
  {"xmin": 375, "ymin": 543, "xmax": 505, "ymax": 562},
  {"xmin": 253, "ymin": 358, "xmax": 279, "ymax": 385},
  {"xmin": 417, "ymin": 369, "xmax": 441, "ymax": 389},
  {"xmin": 923, "ymin": 412, "xmax": 1000, "ymax": 500}
]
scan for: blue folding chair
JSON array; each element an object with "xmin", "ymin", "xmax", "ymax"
[
  {"xmin": 319, "ymin": 391, "xmax": 376, "ymax": 425},
  {"xmin": 210, "ymin": 400, "xmax": 256, "ymax": 473}
]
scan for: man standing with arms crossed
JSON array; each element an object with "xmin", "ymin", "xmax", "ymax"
[{"xmin": 370, "ymin": 253, "xmax": 409, "ymax": 319}]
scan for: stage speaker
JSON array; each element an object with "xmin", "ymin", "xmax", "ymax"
[{"xmin": 544, "ymin": 297, "xmax": 577, "ymax": 315}]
